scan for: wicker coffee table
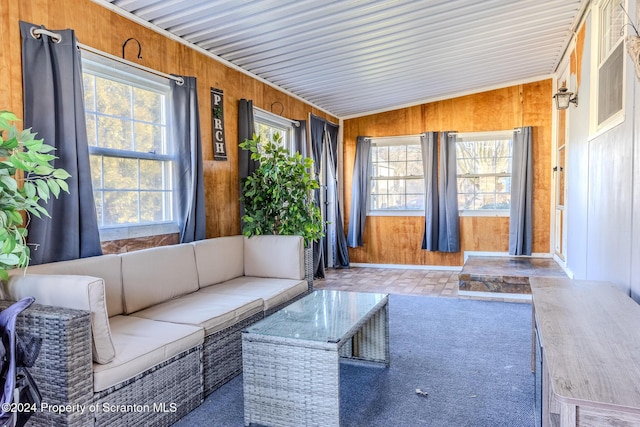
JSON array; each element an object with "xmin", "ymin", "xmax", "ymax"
[{"xmin": 242, "ymin": 290, "xmax": 389, "ymax": 427}]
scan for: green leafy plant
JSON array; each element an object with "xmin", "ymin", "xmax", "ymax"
[
  {"xmin": 0, "ymin": 111, "xmax": 71, "ymax": 279},
  {"xmin": 240, "ymin": 133, "xmax": 323, "ymax": 245}
]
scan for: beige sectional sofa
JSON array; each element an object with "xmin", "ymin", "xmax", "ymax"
[{"xmin": 0, "ymin": 234, "xmax": 310, "ymax": 426}]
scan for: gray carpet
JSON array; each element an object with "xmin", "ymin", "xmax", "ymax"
[{"xmin": 173, "ymin": 295, "xmax": 535, "ymax": 427}]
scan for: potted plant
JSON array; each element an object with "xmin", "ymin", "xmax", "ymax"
[
  {"xmin": 239, "ymin": 133, "xmax": 323, "ymax": 285},
  {"xmin": 0, "ymin": 111, "xmax": 70, "ymax": 280}
]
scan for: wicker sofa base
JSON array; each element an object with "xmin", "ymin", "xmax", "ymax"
[
  {"xmin": 93, "ymin": 346, "xmax": 203, "ymax": 427},
  {"xmin": 203, "ymin": 312, "xmax": 263, "ymax": 396}
]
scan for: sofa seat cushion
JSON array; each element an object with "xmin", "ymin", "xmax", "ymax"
[
  {"xmin": 200, "ymin": 276, "xmax": 308, "ymax": 311},
  {"xmin": 93, "ymin": 315, "xmax": 203, "ymax": 392},
  {"xmin": 130, "ymin": 291, "xmax": 263, "ymax": 336}
]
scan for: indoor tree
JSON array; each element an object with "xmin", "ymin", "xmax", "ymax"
[
  {"xmin": 239, "ymin": 132, "xmax": 323, "ymax": 245},
  {"xmin": 0, "ymin": 111, "xmax": 70, "ymax": 280}
]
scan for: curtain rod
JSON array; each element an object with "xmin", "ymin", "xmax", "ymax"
[
  {"xmin": 449, "ymin": 129, "xmax": 521, "ymax": 137},
  {"xmin": 29, "ymin": 27, "xmax": 184, "ymax": 85},
  {"xmin": 254, "ymin": 105, "xmax": 300, "ymax": 127}
]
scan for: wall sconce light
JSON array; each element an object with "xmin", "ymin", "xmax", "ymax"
[{"xmin": 553, "ymin": 87, "xmax": 578, "ymax": 110}]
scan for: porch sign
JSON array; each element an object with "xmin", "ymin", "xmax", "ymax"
[{"xmin": 211, "ymin": 87, "xmax": 228, "ymax": 161}]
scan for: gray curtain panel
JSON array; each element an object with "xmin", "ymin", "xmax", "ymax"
[
  {"xmin": 325, "ymin": 122, "xmax": 350, "ymax": 268},
  {"xmin": 20, "ymin": 21, "xmax": 102, "ymax": 265},
  {"xmin": 238, "ymin": 99, "xmax": 257, "ymax": 227},
  {"xmin": 171, "ymin": 76, "xmax": 206, "ymax": 243},
  {"xmin": 438, "ymin": 131, "xmax": 460, "ymax": 252},
  {"xmin": 238, "ymin": 99, "xmax": 257, "ymax": 180},
  {"xmin": 347, "ymin": 136, "xmax": 372, "ymax": 248},
  {"xmin": 421, "ymin": 132, "xmax": 439, "ymax": 250},
  {"xmin": 309, "ymin": 114, "xmax": 326, "ymax": 278},
  {"xmin": 509, "ymin": 126, "xmax": 533, "ymax": 255}
]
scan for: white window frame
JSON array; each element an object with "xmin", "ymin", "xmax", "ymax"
[
  {"xmin": 82, "ymin": 51, "xmax": 179, "ymax": 241},
  {"xmin": 455, "ymin": 130, "xmax": 513, "ymax": 218},
  {"xmin": 590, "ymin": 0, "xmax": 626, "ymax": 137},
  {"xmin": 367, "ymin": 136, "xmax": 424, "ymax": 217},
  {"xmin": 253, "ymin": 108, "xmax": 297, "ymax": 154}
]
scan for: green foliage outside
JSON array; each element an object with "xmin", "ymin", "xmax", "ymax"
[
  {"xmin": 0, "ymin": 111, "xmax": 71, "ymax": 280},
  {"xmin": 240, "ymin": 133, "xmax": 323, "ymax": 245}
]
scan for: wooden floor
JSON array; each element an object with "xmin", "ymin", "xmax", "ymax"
[{"xmin": 313, "ymin": 266, "xmax": 460, "ymax": 298}]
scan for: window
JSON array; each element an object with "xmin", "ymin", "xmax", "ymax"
[
  {"xmin": 455, "ymin": 132, "xmax": 513, "ymax": 215},
  {"xmin": 82, "ymin": 53, "xmax": 177, "ymax": 240},
  {"xmin": 369, "ymin": 136, "xmax": 424, "ymax": 214},
  {"xmin": 253, "ymin": 109, "xmax": 296, "ymax": 153},
  {"xmin": 594, "ymin": 0, "xmax": 625, "ymax": 131}
]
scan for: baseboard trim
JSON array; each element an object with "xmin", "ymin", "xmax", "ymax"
[{"xmin": 349, "ymin": 262, "xmax": 462, "ymax": 272}]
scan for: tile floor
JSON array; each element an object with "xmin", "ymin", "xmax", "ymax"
[
  {"xmin": 314, "ymin": 257, "xmax": 565, "ymax": 302},
  {"xmin": 313, "ymin": 267, "xmax": 460, "ymax": 298}
]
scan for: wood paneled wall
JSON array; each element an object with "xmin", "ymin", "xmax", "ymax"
[
  {"xmin": 0, "ymin": 0, "xmax": 335, "ymax": 247},
  {"xmin": 343, "ymin": 81, "xmax": 552, "ymax": 266}
]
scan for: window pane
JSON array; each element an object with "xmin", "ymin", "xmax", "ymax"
[
  {"xmin": 86, "ymin": 115, "xmax": 97, "ymax": 146},
  {"xmin": 406, "ymin": 145, "xmax": 421, "ymax": 160},
  {"xmin": 134, "ymin": 122, "xmax": 164, "ymax": 154},
  {"xmin": 388, "ymin": 161, "xmax": 406, "ymax": 176},
  {"xmin": 406, "ymin": 178, "xmax": 424, "ymax": 194},
  {"xmin": 90, "ymin": 155, "xmax": 103, "ymax": 190},
  {"xmin": 103, "ymin": 157, "xmax": 137, "ymax": 189},
  {"xmin": 104, "ymin": 191, "xmax": 138, "ymax": 225},
  {"xmin": 83, "ymin": 74, "xmax": 96, "ymax": 112},
  {"xmin": 84, "ymin": 61, "xmax": 174, "ymax": 231},
  {"xmin": 477, "ymin": 194, "xmax": 497, "ymax": 210},
  {"xmin": 455, "ymin": 137, "xmax": 512, "ymax": 211},
  {"xmin": 407, "ymin": 196, "xmax": 424, "ymax": 209},
  {"xmin": 371, "ymin": 195, "xmax": 388, "ymax": 210},
  {"xmin": 406, "ymin": 160, "xmax": 423, "ymax": 176},
  {"xmin": 369, "ymin": 139, "xmax": 423, "ymax": 212},
  {"xmin": 133, "ymin": 88, "xmax": 162, "ymax": 123},
  {"xmin": 139, "ymin": 160, "xmax": 165, "ymax": 190},
  {"xmin": 97, "ymin": 116, "xmax": 132, "ymax": 150},
  {"xmin": 140, "ymin": 192, "xmax": 163, "ymax": 223},
  {"xmin": 96, "ymin": 77, "xmax": 131, "ymax": 118},
  {"xmin": 478, "ymin": 176, "xmax": 496, "ymax": 193}
]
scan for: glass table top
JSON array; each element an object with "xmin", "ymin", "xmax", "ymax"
[{"xmin": 243, "ymin": 290, "xmax": 388, "ymax": 343}]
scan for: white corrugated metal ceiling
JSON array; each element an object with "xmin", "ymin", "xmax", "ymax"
[{"xmin": 99, "ymin": 0, "xmax": 586, "ymax": 118}]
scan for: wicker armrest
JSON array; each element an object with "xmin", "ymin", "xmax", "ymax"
[{"xmin": 0, "ymin": 300, "xmax": 94, "ymax": 426}]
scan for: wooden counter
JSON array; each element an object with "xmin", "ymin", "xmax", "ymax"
[{"xmin": 530, "ymin": 277, "xmax": 640, "ymax": 427}]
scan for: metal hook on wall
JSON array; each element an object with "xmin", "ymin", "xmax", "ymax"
[
  {"xmin": 270, "ymin": 101, "xmax": 285, "ymax": 116},
  {"xmin": 122, "ymin": 37, "xmax": 142, "ymax": 60}
]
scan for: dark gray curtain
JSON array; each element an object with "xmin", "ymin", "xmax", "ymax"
[
  {"xmin": 309, "ymin": 115, "xmax": 326, "ymax": 278},
  {"xmin": 238, "ymin": 99, "xmax": 257, "ymax": 227},
  {"xmin": 238, "ymin": 99, "xmax": 257, "ymax": 181},
  {"xmin": 421, "ymin": 132, "xmax": 439, "ymax": 250},
  {"xmin": 347, "ymin": 136, "xmax": 372, "ymax": 248},
  {"xmin": 438, "ymin": 131, "xmax": 460, "ymax": 252},
  {"xmin": 325, "ymin": 122, "xmax": 349, "ymax": 268},
  {"xmin": 171, "ymin": 76, "xmax": 206, "ymax": 243},
  {"xmin": 509, "ymin": 126, "xmax": 533, "ymax": 255},
  {"xmin": 20, "ymin": 21, "xmax": 102, "ymax": 264}
]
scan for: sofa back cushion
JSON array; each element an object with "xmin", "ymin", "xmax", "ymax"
[
  {"xmin": 120, "ymin": 244, "xmax": 199, "ymax": 314},
  {"xmin": 4, "ymin": 274, "xmax": 116, "ymax": 364},
  {"xmin": 243, "ymin": 235, "xmax": 304, "ymax": 280},
  {"xmin": 192, "ymin": 236, "xmax": 244, "ymax": 288},
  {"xmin": 19, "ymin": 254, "xmax": 124, "ymax": 317}
]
